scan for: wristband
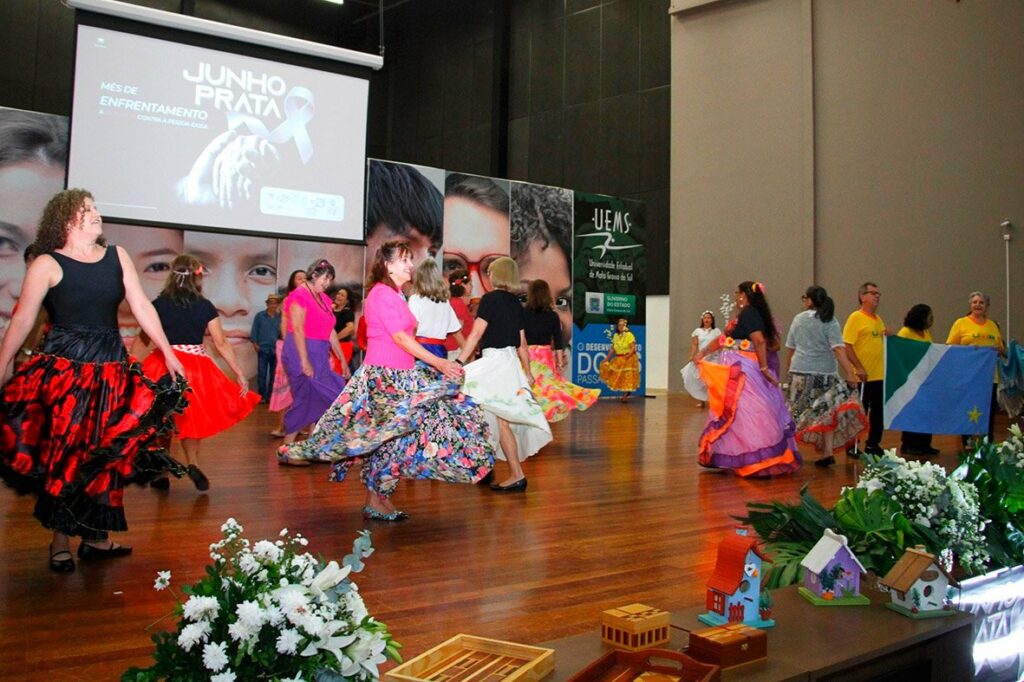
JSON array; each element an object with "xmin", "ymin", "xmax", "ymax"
[{"xmin": 455, "ymin": 359, "xmax": 464, "ymax": 366}]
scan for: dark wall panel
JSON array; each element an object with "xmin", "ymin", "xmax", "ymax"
[
  {"xmin": 0, "ymin": 0, "xmax": 671, "ymax": 293},
  {"xmin": 565, "ymin": 9, "xmax": 602, "ymax": 106},
  {"xmin": 601, "ymin": 1, "xmax": 639, "ymax": 98}
]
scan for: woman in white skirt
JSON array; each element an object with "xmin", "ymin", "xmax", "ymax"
[
  {"xmin": 681, "ymin": 311, "xmax": 721, "ymax": 406},
  {"xmin": 457, "ymin": 257, "xmax": 552, "ymax": 492}
]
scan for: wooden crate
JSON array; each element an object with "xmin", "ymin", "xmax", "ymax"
[
  {"xmin": 385, "ymin": 634, "xmax": 555, "ymax": 682},
  {"xmin": 601, "ymin": 604, "xmax": 671, "ymax": 651},
  {"xmin": 568, "ymin": 648, "xmax": 721, "ymax": 682},
  {"xmin": 686, "ymin": 623, "xmax": 767, "ymax": 670},
  {"xmin": 598, "ymin": 602, "xmax": 671, "ymax": 647}
]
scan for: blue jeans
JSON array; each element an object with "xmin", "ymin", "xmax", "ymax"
[{"xmin": 257, "ymin": 347, "xmax": 277, "ymax": 402}]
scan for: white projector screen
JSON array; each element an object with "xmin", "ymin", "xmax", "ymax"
[{"xmin": 68, "ymin": 24, "xmax": 369, "ymax": 241}]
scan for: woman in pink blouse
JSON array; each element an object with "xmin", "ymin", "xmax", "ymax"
[
  {"xmin": 275, "ymin": 260, "xmax": 349, "ymax": 461},
  {"xmin": 281, "ymin": 242, "xmax": 494, "ymax": 521}
]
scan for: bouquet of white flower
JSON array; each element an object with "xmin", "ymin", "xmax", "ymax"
[
  {"xmin": 124, "ymin": 519, "xmax": 400, "ymax": 682},
  {"xmin": 857, "ymin": 451, "xmax": 988, "ymax": 574}
]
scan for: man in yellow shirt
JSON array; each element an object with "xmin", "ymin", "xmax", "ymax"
[{"xmin": 843, "ymin": 282, "xmax": 887, "ymax": 456}]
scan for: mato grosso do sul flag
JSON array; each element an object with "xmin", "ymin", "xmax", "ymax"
[{"xmin": 883, "ymin": 336, "xmax": 997, "ymax": 435}]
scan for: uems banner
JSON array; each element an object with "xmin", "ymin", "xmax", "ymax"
[{"xmin": 571, "ymin": 193, "xmax": 646, "ymax": 396}]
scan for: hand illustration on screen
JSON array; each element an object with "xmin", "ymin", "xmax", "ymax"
[{"xmin": 176, "ymin": 129, "xmax": 281, "ymax": 208}]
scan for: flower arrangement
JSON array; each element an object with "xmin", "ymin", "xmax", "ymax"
[
  {"xmin": 858, "ymin": 451, "xmax": 988, "ymax": 574},
  {"xmin": 719, "ymin": 293, "xmax": 736, "ymax": 323},
  {"xmin": 123, "ymin": 519, "xmax": 400, "ymax": 682},
  {"xmin": 739, "ymin": 449, "xmax": 990, "ymax": 588},
  {"xmin": 953, "ymin": 423, "xmax": 1024, "ymax": 568}
]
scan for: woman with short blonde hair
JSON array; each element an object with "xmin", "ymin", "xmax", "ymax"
[{"xmin": 458, "ymin": 257, "xmax": 552, "ymax": 492}]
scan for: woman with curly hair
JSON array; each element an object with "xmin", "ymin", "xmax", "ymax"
[
  {"xmin": 138, "ymin": 254, "xmax": 260, "ymax": 490},
  {"xmin": 897, "ymin": 303, "xmax": 940, "ymax": 456},
  {"xmin": 0, "ymin": 189, "xmax": 186, "ymax": 572},
  {"xmin": 694, "ymin": 281, "xmax": 800, "ymax": 477}
]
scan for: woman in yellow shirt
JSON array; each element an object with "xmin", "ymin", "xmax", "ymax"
[
  {"xmin": 946, "ymin": 291, "xmax": 1005, "ymax": 445},
  {"xmin": 897, "ymin": 304, "xmax": 938, "ymax": 456},
  {"xmin": 599, "ymin": 318, "xmax": 641, "ymax": 402}
]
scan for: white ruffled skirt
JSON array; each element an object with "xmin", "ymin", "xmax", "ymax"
[{"xmin": 462, "ymin": 347, "xmax": 553, "ymax": 461}]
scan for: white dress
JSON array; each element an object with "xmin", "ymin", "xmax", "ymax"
[{"xmin": 681, "ymin": 327, "xmax": 722, "ymax": 401}]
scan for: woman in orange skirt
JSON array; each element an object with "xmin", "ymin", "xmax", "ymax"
[{"xmin": 140, "ymin": 254, "xmax": 259, "ymax": 490}]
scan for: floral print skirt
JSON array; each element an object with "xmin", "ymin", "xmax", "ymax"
[
  {"xmin": 787, "ymin": 373, "xmax": 868, "ymax": 453},
  {"xmin": 283, "ymin": 363, "xmax": 494, "ymax": 498}
]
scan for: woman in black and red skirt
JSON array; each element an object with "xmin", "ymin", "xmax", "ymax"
[
  {"xmin": 139, "ymin": 254, "xmax": 259, "ymax": 491},
  {"xmin": 0, "ymin": 189, "xmax": 187, "ymax": 573}
]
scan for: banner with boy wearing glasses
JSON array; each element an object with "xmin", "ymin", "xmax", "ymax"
[{"xmin": 571, "ymin": 193, "xmax": 647, "ymax": 396}]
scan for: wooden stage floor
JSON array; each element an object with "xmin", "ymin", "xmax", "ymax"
[{"xmin": 0, "ymin": 392, "xmax": 1002, "ymax": 680}]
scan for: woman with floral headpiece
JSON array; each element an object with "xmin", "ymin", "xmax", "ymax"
[
  {"xmin": 694, "ymin": 281, "xmax": 801, "ymax": 477},
  {"xmin": 139, "ymin": 254, "xmax": 260, "ymax": 490},
  {"xmin": 681, "ymin": 310, "xmax": 721, "ymax": 407},
  {"xmin": 599, "ymin": 318, "xmax": 641, "ymax": 402}
]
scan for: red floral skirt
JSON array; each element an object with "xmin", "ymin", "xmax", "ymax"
[
  {"xmin": 0, "ymin": 325, "xmax": 187, "ymax": 537},
  {"xmin": 142, "ymin": 345, "xmax": 259, "ymax": 440}
]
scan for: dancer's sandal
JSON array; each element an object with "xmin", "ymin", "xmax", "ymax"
[
  {"xmin": 361, "ymin": 506, "xmax": 409, "ymax": 522},
  {"xmin": 276, "ymin": 446, "xmax": 310, "ymax": 467},
  {"xmin": 49, "ymin": 544, "xmax": 75, "ymax": 573}
]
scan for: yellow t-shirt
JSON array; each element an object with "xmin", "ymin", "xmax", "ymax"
[
  {"xmin": 843, "ymin": 310, "xmax": 886, "ymax": 381},
  {"xmin": 897, "ymin": 327, "xmax": 932, "ymax": 343},
  {"xmin": 612, "ymin": 331, "xmax": 636, "ymax": 355},
  {"xmin": 946, "ymin": 316, "xmax": 1002, "ymax": 383}
]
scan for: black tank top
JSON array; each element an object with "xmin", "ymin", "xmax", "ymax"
[{"xmin": 43, "ymin": 247, "xmax": 125, "ymax": 328}]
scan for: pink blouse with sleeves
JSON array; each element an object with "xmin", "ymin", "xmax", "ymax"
[
  {"xmin": 284, "ymin": 286, "xmax": 335, "ymax": 341},
  {"xmin": 363, "ymin": 283, "xmax": 417, "ymax": 369}
]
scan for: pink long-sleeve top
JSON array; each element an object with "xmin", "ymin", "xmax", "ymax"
[
  {"xmin": 283, "ymin": 285, "xmax": 335, "ymax": 340},
  {"xmin": 363, "ymin": 283, "xmax": 416, "ymax": 369}
]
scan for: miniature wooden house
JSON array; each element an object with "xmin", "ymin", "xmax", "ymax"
[
  {"xmin": 600, "ymin": 603, "xmax": 670, "ymax": 651},
  {"xmin": 879, "ymin": 546, "xmax": 958, "ymax": 618},
  {"xmin": 698, "ymin": 529, "xmax": 772, "ymax": 628},
  {"xmin": 798, "ymin": 529, "xmax": 869, "ymax": 606}
]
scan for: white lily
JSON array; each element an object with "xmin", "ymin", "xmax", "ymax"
[{"xmin": 310, "ymin": 561, "xmax": 352, "ymax": 598}]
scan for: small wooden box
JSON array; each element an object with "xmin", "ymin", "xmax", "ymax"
[
  {"xmin": 686, "ymin": 623, "xmax": 767, "ymax": 670},
  {"xmin": 601, "ymin": 604, "xmax": 671, "ymax": 651},
  {"xmin": 385, "ymin": 634, "xmax": 555, "ymax": 682},
  {"xmin": 568, "ymin": 648, "xmax": 721, "ymax": 682}
]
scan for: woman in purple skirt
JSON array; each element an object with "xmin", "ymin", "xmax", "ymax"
[{"xmin": 276, "ymin": 260, "xmax": 349, "ymax": 465}]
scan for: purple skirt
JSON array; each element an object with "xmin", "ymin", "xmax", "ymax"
[{"xmin": 281, "ymin": 336, "xmax": 346, "ymax": 434}]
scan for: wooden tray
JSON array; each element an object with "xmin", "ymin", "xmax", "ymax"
[
  {"xmin": 385, "ymin": 634, "xmax": 555, "ymax": 682},
  {"xmin": 567, "ymin": 648, "xmax": 720, "ymax": 682}
]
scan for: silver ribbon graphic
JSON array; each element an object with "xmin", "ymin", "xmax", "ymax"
[{"xmin": 226, "ymin": 86, "xmax": 315, "ymax": 164}]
